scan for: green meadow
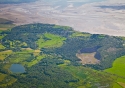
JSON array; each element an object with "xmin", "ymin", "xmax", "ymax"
[
  {"xmin": 105, "ymin": 55, "xmax": 125, "ymax": 88},
  {"xmin": 0, "ymin": 50, "xmax": 12, "ymax": 61},
  {"xmin": 71, "ymin": 32, "xmax": 91, "ymax": 37},
  {"xmin": 37, "ymin": 33, "xmax": 66, "ymax": 48},
  {"xmin": 0, "ymin": 73, "xmax": 7, "ymax": 82},
  {"xmin": 53, "ymin": 25, "xmax": 71, "ymax": 30},
  {"xmin": 62, "ymin": 66, "xmax": 116, "ymax": 88},
  {"xmin": 105, "ymin": 56, "xmax": 125, "ymax": 77},
  {"xmin": 0, "ymin": 73, "xmax": 17, "ymax": 87},
  {"xmin": 26, "ymin": 54, "xmax": 46, "ymax": 67}
]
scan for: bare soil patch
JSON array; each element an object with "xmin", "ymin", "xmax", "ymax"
[{"xmin": 76, "ymin": 52, "xmax": 100, "ymax": 65}]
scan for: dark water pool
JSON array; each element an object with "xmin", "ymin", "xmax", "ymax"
[
  {"xmin": 10, "ymin": 64, "xmax": 25, "ymax": 73},
  {"xmin": 80, "ymin": 46, "xmax": 101, "ymax": 60}
]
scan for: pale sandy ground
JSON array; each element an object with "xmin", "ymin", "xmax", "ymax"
[
  {"xmin": 0, "ymin": 0, "xmax": 125, "ymax": 36},
  {"xmin": 76, "ymin": 52, "xmax": 100, "ymax": 65}
]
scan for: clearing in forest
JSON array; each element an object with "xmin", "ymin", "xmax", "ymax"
[{"xmin": 76, "ymin": 52, "xmax": 100, "ymax": 65}]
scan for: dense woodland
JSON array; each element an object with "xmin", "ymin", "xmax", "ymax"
[{"xmin": 0, "ymin": 23, "xmax": 125, "ymax": 88}]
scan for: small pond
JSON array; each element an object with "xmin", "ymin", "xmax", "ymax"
[{"xmin": 10, "ymin": 64, "xmax": 25, "ymax": 73}]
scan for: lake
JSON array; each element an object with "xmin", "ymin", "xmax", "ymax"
[{"xmin": 10, "ymin": 64, "xmax": 25, "ymax": 73}]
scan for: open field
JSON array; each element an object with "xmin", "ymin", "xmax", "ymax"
[
  {"xmin": 0, "ymin": 76, "xmax": 17, "ymax": 87},
  {"xmin": 0, "ymin": 43, "xmax": 5, "ymax": 49},
  {"xmin": 118, "ymin": 82, "xmax": 125, "ymax": 88},
  {"xmin": 0, "ymin": 72, "xmax": 17, "ymax": 87},
  {"xmin": 27, "ymin": 54, "xmax": 46, "ymax": 67},
  {"xmin": 105, "ymin": 55, "xmax": 125, "ymax": 88},
  {"xmin": 0, "ymin": 50, "xmax": 12, "ymax": 60},
  {"xmin": 105, "ymin": 56, "xmax": 125, "ymax": 77},
  {"xmin": 0, "ymin": 73, "xmax": 7, "ymax": 82},
  {"xmin": 61, "ymin": 66, "xmax": 117, "ymax": 88},
  {"xmin": 37, "ymin": 33, "xmax": 66, "ymax": 48},
  {"xmin": 71, "ymin": 32, "xmax": 91, "ymax": 37}
]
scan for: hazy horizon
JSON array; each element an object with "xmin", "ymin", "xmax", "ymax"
[{"xmin": 0, "ymin": 0, "xmax": 125, "ymax": 36}]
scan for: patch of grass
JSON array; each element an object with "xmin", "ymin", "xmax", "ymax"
[
  {"xmin": 71, "ymin": 32, "xmax": 91, "ymax": 37},
  {"xmin": 3, "ymin": 64, "xmax": 12, "ymax": 73},
  {"xmin": 16, "ymin": 49, "xmax": 34, "ymax": 54},
  {"xmin": 9, "ymin": 53, "xmax": 31, "ymax": 64},
  {"xmin": 33, "ymin": 50, "xmax": 41, "ymax": 56},
  {"xmin": 119, "ymin": 37, "xmax": 125, "ymax": 40},
  {"xmin": 118, "ymin": 82, "xmax": 125, "ymax": 88},
  {"xmin": 10, "ymin": 41, "xmax": 27, "ymax": 48},
  {"xmin": 0, "ymin": 35, "xmax": 5, "ymax": 39},
  {"xmin": 105, "ymin": 55, "xmax": 125, "ymax": 88},
  {"xmin": 0, "ymin": 43, "xmax": 5, "ymax": 49},
  {"xmin": 58, "ymin": 60, "xmax": 70, "ymax": 67},
  {"xmin": 53, "ymin": 25, "xmax": 71, "ymax": 30},
  {"xmin": 61, "ymin": 66, "xmax": 116, "ymax": 88},
  {"xmin": 0, "ymin": 50, "xmax": 13, "ymax": 60},
  {"xmin": 113, "ymin": 83, "xmax": 122, "ymax": 88},
  {"xmin": 27, "ymin": 54, "xmax": 46, "ymax": 67},
  {"xmin": 98, "ymin": 34, "xmax": 106, "ymax": 39},
  {"xmin": 105, "ymin": 56, "xmax": 125, "ymax": 77},
  {"xmin": 0, "ymin": 73, "xmax": 7, "ymax": 82},
  {"xmin": 0, "ymin": 76, "xmax": 17, "ymax": 87},
  {"xmin": 37, "ymin": 33, "xmax": 66, "ymax": 48}
]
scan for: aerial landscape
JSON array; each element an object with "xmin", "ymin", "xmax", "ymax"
[{"xmin": 0, "ymin": 0, "xmax": 125, "ymax": 88}]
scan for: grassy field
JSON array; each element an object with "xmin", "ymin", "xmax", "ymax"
[
  {"xmin": 71, "ymin": 32, "xmax": 91, "ymax": 37},
  {"xmin": 53, "ymin": 25, "xmax": 71, "ymax": 30},
  {"xmin": 105, "ymin": 56, "xmax": 125, "ymax": 77},
  {"xmin": 105, "ymin": 55, "xmax": 125, "ymax": 88},
  {"xmin": 0, "ymin": 50, "xmax": 13, "ymax": 60},
  {"xmin": 9, "ymin": 53, "xmax": 31, "ymax": 64},
  {"xmin": 0, "ymin": 34, "xmax": 6, "ymax": 39},
  {"xmin": 27, "ymin": 54, "xmax": 46, "ymax": 67},
  {"xmin": 0, "ymin": 76, "xmax": 17, "ymax": 87},
  {"xmin": 0, "ymin": 43, "xmax": 5, "ymax": 49},
  {"xmin": 0, "ymin": 73, "xmax": 17, "ymax": 87},
  {"xmin": 7, "ymin": 49, "xmax": 46, "ymax": 67},
  {"xmin": 58, "ymin": 60, "xmax": 70, "ymax": 67},
  {"xmin": 60, "ymin": 66, "xmax": 116, "ymax": 88},
  {"xmin": 0, "ymin": 73, "xmax": 7, "ymax": 82},
  {"xmin": 37, "ymin": 33, "xmax": 66, "ymax": 48}
]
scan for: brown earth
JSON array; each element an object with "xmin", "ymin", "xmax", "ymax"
[{"xmin": 76, "ymin": 52, "xmax": 100, "ymax": 65}]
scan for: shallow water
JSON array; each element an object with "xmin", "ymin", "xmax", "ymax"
[{"xmin": 10, "ymin": 64, "xmax": 25, "ymax": 73}]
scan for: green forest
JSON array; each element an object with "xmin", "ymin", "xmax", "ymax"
[{"xmin": 0, "ymin": 23, "xmax": 125, "ymax": 88}]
